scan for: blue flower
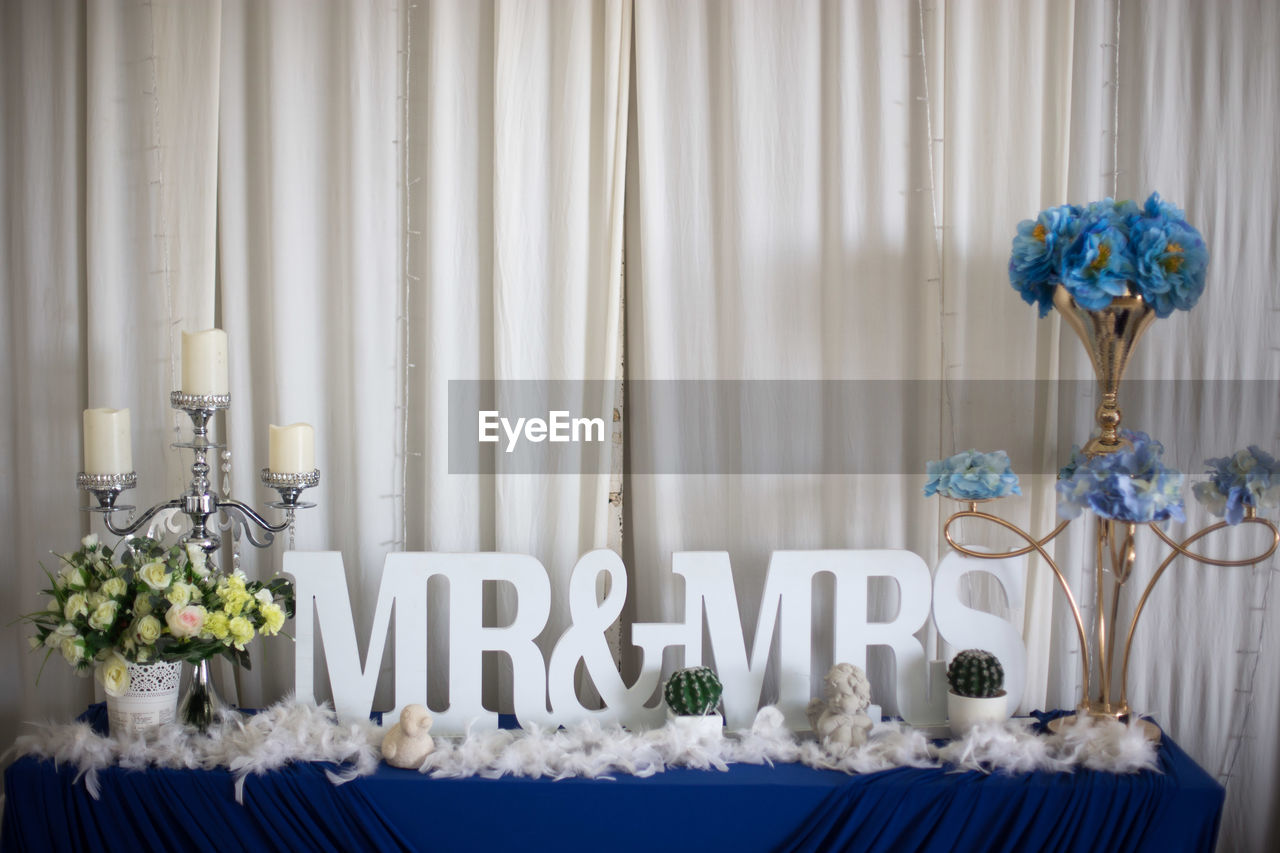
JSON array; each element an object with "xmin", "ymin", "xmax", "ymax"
[
  {"xmin": 1128, "ymin": 194, "xmax": 1208, "ymax": 317},
  {"xmin": 1009, "ymin": 204, "xmax": 1081, "ymax": 317},
  {"xmin": 924, "ymin": 450, "xmax": 1022, "ymax": 500},
  {"xmin": 1009, "ymin": 193, "xmax": 1207, "ymax": 316},
  {"xmin": 1058, "ymin": 213, "xmax": 1134, "ymax": 310},
  {"xmin": 1056, "ymin": 430, "xmax": 1185, "ymax": 523},
  {"xmin": 1192, "ymin": 446, "xmax": 1280, "ymax": 525}
]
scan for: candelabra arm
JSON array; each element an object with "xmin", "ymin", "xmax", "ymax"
[
  {"xmin": 943, "ymin": 508, "xmax": 1091, "ymax": 703},
  {"xmin": 102, "ymin": 499, "xmax": 184, "ymax": 539},
  {"xmin": 218, "ymin": 500, "xmax": 289, "ymax": 549},
  {"xmin": 1121, "ymin": 516, "xmax": 1280, "ymax": 704}
]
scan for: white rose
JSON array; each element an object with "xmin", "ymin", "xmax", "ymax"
[
  {"xmin": 46, "ymin": 622, "xmax": 78, "ymax": 648},
  {"xmin": 81, "ymin": 533, "xmax": 99, "ymax": 549},
  {"xmin": 101, "ymin": 577, "xmax": 128, "ymax": 598},
  {"xmin": 60, "ymin": 636, "xmax": 86, "ymax": 665},
  {"xmin": 60, "ymin": 565, "xmax": 89, "ymax": 590},
  {"xmin": 135, "ymin": 593, "xmax": 153, "ymax": 616},
  {"xmin": 99, "ymin": 653, "xmax": 130, "ymax": 697},
  {"xmin": 134, "ymin": 614, "xmax": 163, "ymax": 645},
  {"xmin": 88, "ymin": 600, "xmax": 119, "ymax": 631},
  {"xmin": 166, "ymin": 582, "xmax": 193, "ymax": 607},
  {"xmin": 255, "ymin": 588, "xmax": 273, "ymax": 606},
  {"xmin": 185, "ymin": 543, "xmax": 210, "ymax": 577},
  {"xmin": 63, "ymin": 593, "xmax": 89, "ymax": 621},
  {"xmin": 139, "ymin": 559, "xmax": 172, "ymax": 591}
]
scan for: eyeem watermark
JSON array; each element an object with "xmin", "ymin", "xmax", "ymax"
[
  {"xmin": 479, "ymin": 410, "xmax": 607, "ymax": 453},
  {"xmin": 452, "ymin": 379, "xmax": 1278, "ymax": 474}
]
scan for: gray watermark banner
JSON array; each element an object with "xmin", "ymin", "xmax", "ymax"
[{"xmin": 448, "ymin": 379, "xmax": 1280, "ymax": 475}]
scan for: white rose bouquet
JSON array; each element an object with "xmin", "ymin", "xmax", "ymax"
[{"xmin": 23, "ymin": 535, "xmax": 295, "ymax": 696}]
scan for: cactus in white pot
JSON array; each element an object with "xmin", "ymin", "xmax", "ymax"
[
  {"xmin": 663, "ymin": 666, "xmax": 725, "ymax": 741},
  {"xmin": 946, "ymin": 649, "xmax": 1009, "ymax": 737}
]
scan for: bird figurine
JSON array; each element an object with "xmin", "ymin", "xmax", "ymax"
[{"xmin": 381, "ymin": 703, "xmax": 435, "ymax": 768}]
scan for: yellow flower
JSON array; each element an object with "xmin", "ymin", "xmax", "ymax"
[
  {"xmin": 139, "ymin": 559, "xmax": 172, "ymax": 591},
  {"xmin": 204, "ymin": 611, "xmax": 230, "ymax": 640},
  {"xmin": 218, "ymin": 573, "xmax": 247, "ymax": 597},
  {"xmin": 101, "ymin": 577, "xmax": 128, "ymax": 598},
  {"xmin": 223, "ymin": 589, "xmax": 253, "ymax": 617},
  {"xmin": 99, "ymin": 653, "xmax": 130, "ymax": 697},
  {"xmin": 228, "ymin": 616, "xmax": 254, "ymax": 649},
  {"xmin": 259, "ymin": 603, "xmax": 285, "ymax": 636}
]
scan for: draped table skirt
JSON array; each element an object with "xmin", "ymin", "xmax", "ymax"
[{"xmin": 1, "ymin": 711, "xmax": 1224, "ymax": 853}]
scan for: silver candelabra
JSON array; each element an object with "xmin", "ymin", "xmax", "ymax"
[
  {"xmin": 77, "ymin": 392, "xmax": 318, "ymax": 550},
  {"xmin": 76, "ymin": 390, "xmax": 318, "ymax": 722}
]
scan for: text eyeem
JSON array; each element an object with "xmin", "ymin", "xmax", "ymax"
[{"xmin": 478, "ymin": 410, "xmax": 607, "ymax": 453}]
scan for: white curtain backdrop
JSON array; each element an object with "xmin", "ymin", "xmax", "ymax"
[{"xmin": 2, "ymin": 1, "xmax": 1278, "ymax": 849}]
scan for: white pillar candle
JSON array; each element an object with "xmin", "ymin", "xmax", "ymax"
[
  {"xmin": 83, "ymin": 408, "xmax": 132, "ymax": 474},
  {"xmin": 269, "ymin": 423, "xmax": 315, "ymax": 473},
  {"xmin": 181, "ymin": 329, "xmax": 229, "ymax": 395}
]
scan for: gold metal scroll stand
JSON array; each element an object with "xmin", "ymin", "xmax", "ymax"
[{"xmin": 943, "ymin": 502, "xmax": 1278, "ymax": 742}]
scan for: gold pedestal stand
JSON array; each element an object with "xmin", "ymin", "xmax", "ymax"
[{"xmin": 943, "ymin": 285, "xmax": 1278, "ymax": 742}]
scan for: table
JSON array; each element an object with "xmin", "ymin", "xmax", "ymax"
[{"xmin": 2, "ymin": 712, "xmax": 1224, "ymax": 853}]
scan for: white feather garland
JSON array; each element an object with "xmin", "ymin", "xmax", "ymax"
[
  {"xmin": 12, "ymin": 703, "xmax": 1159, "ymax": 799},
  {"xmin": 11, "ymin": 696, "xmax": 382, "ymax": 804}
]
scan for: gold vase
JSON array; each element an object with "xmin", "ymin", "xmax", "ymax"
[{"xmin": 1052, "ymin": 284, "xmax": 1157, "ymax": 456}]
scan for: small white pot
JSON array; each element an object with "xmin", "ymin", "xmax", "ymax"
[
  {"xmin": 947, "ymin": 690, "xmax": 1008, "ymax": 738},
  {"xmin": 667, "ymin": 712, "xmax": 724, "ymax": 742},
  {"xmin": 106, "ymin": 660, "xmax": 182, "ymax": 736}
]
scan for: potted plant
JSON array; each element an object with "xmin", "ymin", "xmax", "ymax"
[
  {"xmin": 23, "ymin": 534, "xmax": 294, "ymax": 733},
  {"xmin": 663, "ymin": 665, "xmax": 724, "ymax": 739},
  {"xmin": 946, "ymin": 648, "xmax": 1008, "ymax": 737}
]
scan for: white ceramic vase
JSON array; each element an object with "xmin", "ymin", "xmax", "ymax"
[
  {"xmin": 106, "ymin": 660, "xmax": 182, "ymax": 735},
  {"xmin": 947, "ymin": 690, "xmax": 1008, "ymax": 738},
  {"xmin": 667, "ymin": 712, "xmax": 725, "ymax": 743}
]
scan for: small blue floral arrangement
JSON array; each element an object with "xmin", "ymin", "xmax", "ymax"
[
  {"xmin": 1056, "ymin": 430, "xmax": 1185, "ymax": 523},
  {"xmin": 924, "ymin": 450, "xmax": 1021, "ymax": 501},
  {"xmin": 1009, "ymin": 193, "xmax": 1208, "ymax": 319},
  {"xmin": 1191, "ymin": 446, "xmax": 1280, "ymax": 525}
]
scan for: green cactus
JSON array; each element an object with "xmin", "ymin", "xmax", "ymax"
[
  {"xmin": 663, "ymin": 666, "xmax": 723, "ymax": 716},
  {"xmin": 947, "ymin": 649, "xmax": 1005, "ymax": 698}
]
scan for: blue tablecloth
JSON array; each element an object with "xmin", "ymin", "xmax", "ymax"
[{"xmin": 2, "ymin": 711, "xmax": 1224, "ymax": 853}]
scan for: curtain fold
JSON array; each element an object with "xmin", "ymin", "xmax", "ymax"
[
  {"xmin": 405, "ymin": 0, "xmax": 629, "ymax": 710},
  {"xmin": 215, "ymin": 0, "xmax": 402, "ymax": 708}
]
